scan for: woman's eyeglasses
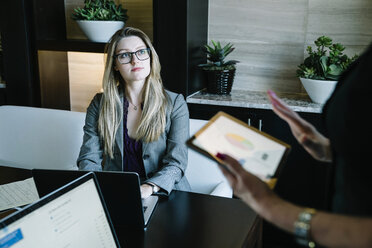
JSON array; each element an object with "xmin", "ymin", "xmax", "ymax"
[{"xmin": 114, "ymin": 48, "xmax": 151, "ymax": 64}]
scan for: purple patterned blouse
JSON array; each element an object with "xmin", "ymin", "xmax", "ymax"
[{"xmin": 123, "ymin": 98, "xmax": 146, "ymax": 178}]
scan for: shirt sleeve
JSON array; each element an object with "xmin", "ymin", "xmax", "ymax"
[{"xmin": 145, "ymin": 93, "xmax": 190, "ymax": 194}]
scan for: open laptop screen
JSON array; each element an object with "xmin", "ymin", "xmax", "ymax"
[
  {"xmin": 32, "ymin": 169, "xmax": 158, "ymax": 229},
  {"xmin": 0, "ymin": 173, "xmax": 119, "ymax": 248}
]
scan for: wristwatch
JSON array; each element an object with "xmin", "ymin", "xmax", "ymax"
[
  {"xmin": 294, "ymin": 208, "xmax": 316, "ymax": 248},
  {"xmin": 145, "ymin": 183, "xmax": 158, "ymax": 194}
]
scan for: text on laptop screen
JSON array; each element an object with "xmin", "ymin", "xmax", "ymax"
[{"xmin": 0, "ymin": 178, "xmax": 118, "ymax": 248}]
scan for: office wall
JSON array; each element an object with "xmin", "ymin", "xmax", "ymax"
[
  {"xmin": 209, "ymin": 0, "xmax": 372, "ymax": 93},
  {"xmin": 64, "ymin": 0, "xmax": 372, "ymax": 110}
]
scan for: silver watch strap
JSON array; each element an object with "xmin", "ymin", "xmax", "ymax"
[{"xmin": 294, "ymin": 208, "xmax": 316, "ymax": 247}]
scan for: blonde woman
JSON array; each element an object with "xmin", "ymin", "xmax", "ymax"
[{"xmin": 77, "ymin": 27, "xmax": 191, "ymax": 198}]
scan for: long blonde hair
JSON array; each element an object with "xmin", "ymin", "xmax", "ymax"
[{"xmin": 99, "ymin": 27, "xmax": 168, "ymax": 158}]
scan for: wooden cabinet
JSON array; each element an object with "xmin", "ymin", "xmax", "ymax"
[
  {"xmin": 0, "ymin": 0, "xmax": 40, "ymax": 107},
  {"xmin": 153, "ymin": 0, "xmax": 208, "ymax": 96}
]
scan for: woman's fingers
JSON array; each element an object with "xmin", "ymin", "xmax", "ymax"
[
  {"xmin": 267, "ymin": 90, "xmax": 289, "ymax": 110},
  {"xmin": 217, "ymin": 163, "xmax": 237, "ymax": 186},
  {"xmin": 216, "ymin": 153, "xmax": 246, "ymax": 175},
  {"xmin": 268, "ymin": 91, "xmax": 300, "ymax": 123},
  {"xmin": 268, "ymin": 90, "xmax": 310, "ymax": 134},
  {"xmin": 272, "ymin": 101, "xmax": 297, "ymax": 123}
]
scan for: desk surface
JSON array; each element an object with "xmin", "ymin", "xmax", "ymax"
[
  {"xmin": 0, "ymin": 166, "xmax": 261, "ymax": 248},
  {"xmin": 118, "ymin": 191, "xmax": 261, "ymax": 248}
]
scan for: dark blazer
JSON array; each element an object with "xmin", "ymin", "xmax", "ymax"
[{"xmin": 77, "ymin": 90, "xmax": 191, "ymax": 194}]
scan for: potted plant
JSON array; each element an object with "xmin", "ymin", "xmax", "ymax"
[
  {"xmin": 199, "ymin": 40, "xmax": 239, "ymax": 95},
  {"xmin": 297, "ymin": 36, "xmax": 358, "ymax": 104},
  {"xmin": 71, "ymin": 0, "xmax": 129, "ymax": 43}
]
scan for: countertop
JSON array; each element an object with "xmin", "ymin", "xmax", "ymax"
[{"xmin": 186, "ymin": 90, "xmax": 324, "ymax": 113}]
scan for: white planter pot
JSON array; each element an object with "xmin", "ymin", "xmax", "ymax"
[
  {"xmin": 76, "ymin": 20, "xmax": 125, "ymax": 43},
  {"xmin": 300, "ymin": 78, "xmax": 338, "ymax": 104}
]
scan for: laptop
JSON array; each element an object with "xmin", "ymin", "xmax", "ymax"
[
  {"xmin": 0, "ymin": 172, "xmax": 120, "ymax": 248},
  {"xmin": 32, "ymin": 169, "xmax": 158, "ymax": 230}
]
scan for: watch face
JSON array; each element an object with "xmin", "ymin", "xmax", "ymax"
[
  {"xmin": 147, "ymin": 183, "xmax": 155, "ymax": 193},
  {"xmin": 302, "ymin": 212, "xmax": 312, "ymax": 221}
]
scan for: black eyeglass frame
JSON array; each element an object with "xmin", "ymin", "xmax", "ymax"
[{"xmin": 114, "ymin": 48, "xmax": 151, "ymax": 64}]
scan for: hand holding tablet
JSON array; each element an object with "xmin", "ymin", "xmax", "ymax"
[{"xmin": 187, "ymin": 112, "xmax": 291, "ymax": 180}]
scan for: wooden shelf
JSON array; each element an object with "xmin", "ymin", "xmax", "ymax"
[{"xmin": 37, "ymin": 40, "xmax": 106, "ymax": 53}]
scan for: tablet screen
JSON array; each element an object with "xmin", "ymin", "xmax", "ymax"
[{"xmin": 189, "ymin": 112, "xmax": 290, "ymax": 179}]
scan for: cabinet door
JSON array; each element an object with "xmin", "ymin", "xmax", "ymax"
[
  {"xmin": 254, "ymin": 109, "xmax": 331, "ymax": 209},
  {"xmin": 188, "ymin": 103, "xmax": 250, "ymax": 121},
  {"xmin": 1, "ymin": 0, "xmax": 40, "ymax": 106},
  {"xmin": 189, "ymin": 103, "xmax": 331, "ymax": 209},
  {"xmin": 254, "ymin": 108, "xmax": 332, "ymax": 247}
]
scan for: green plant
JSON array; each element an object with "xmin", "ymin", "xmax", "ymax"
[
  {"xmin": 72, "ymin": 0, "xmax": 128, "ymax": 22},
  {"xmin": 297, "ymin": 36, "xmax": 358, "ymax": 80},
  {"xmin": 198, "ymin": 40, "xmax": 239, "ymax": 70}
]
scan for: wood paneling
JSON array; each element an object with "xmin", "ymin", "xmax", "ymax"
[
  {"xmin": 65, "ymin": 0, "xmax": 85, "ymax": 40},
  {"xmin": 68, "ymin": 52, "xmax": 104, "ymax": 112},
  {"xmin": 38, "ymin": 51, "xmax": 70, "ymax": 110},
  {"xmin": 120, "ymin": 0, "xmax": 153, "ymax": 41}
]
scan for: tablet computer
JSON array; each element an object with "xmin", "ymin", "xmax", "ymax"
[{"xmin": 187, "ymin": 112, "xmax": 291, "ymax": 180}]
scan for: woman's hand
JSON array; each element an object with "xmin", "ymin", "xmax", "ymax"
[
  {"xmin": 216, "ymin": 154, "xmax": 372, "ymax": 248},
  {"xmin": 216, "ymin": 153, "xmax": 275, "ymax": 213},
  {"xmin": 267, "ymin": 90, "xmax": 332, "ymax": 162},
  {"xmin": 140, "ymin": 184, "xmax": 153, "ymax": 199}
]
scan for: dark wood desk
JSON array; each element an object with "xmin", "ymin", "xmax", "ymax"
[
  {"xmin": 0, "ymin": 166, "xmax": 261, "ymax": 248},
  {"xmin": 117, "ymin": 191, "xmax": 262, "ymax": 248},
  {"xmin": 0, "ymin": 165, "xmax": 32, "ymax": 184}
]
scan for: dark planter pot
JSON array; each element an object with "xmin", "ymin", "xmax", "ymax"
[{"xmin": 205, "ymin": 69, "xmax": 236, "ymax": 95}]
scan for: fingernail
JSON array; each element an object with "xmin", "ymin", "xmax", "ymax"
[
  {"xmin": 216, "ymin": 153, "xmax": 226, "ymax": 160},
  {"xmin": 267, "ymin": 90, "xmax": 277, "ymax": 97}
]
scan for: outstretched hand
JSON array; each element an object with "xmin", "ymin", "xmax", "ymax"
[
  {"xmin": 216, "ymin": 153, "xmax": 275, "ymax": 212},
  {"xmin": 267, "ymin": 90, "xmax": 332, "ymax": 162}
]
